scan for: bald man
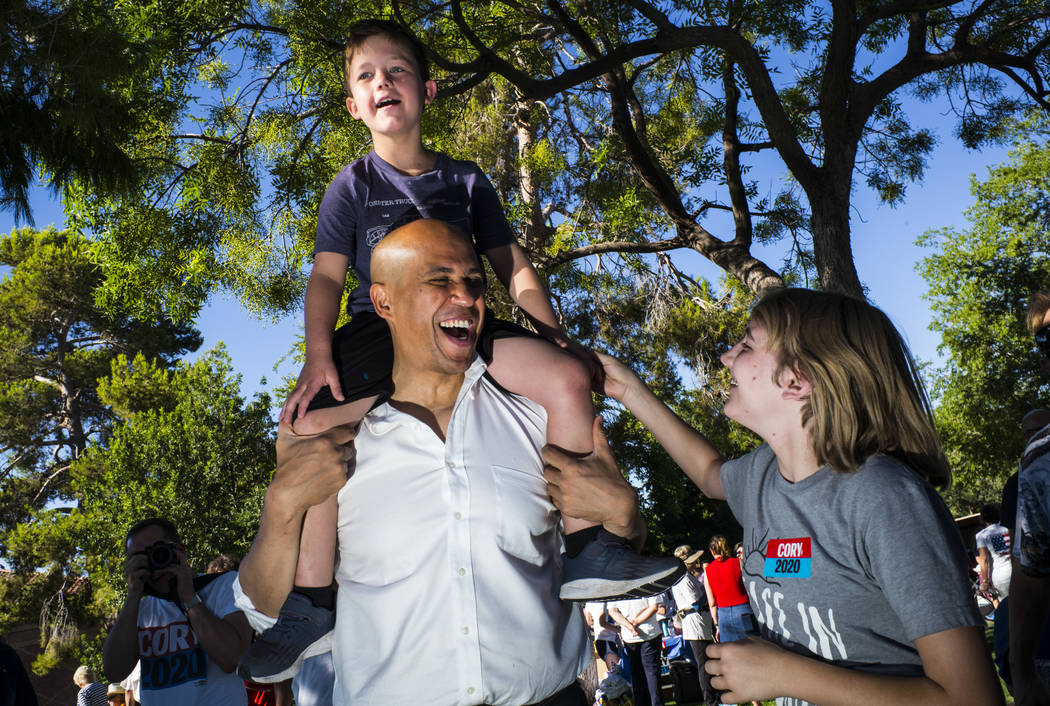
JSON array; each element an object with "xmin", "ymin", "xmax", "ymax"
[{"xmin": 235, "ymin": 220, "xmax": 644, "ymax": 706}]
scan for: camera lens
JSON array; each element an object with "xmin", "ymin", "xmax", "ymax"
[{"xmin": 147, "ymin": 542, "xmax": 175, "ymax": 570}]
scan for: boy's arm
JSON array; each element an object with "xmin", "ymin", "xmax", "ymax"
[
  {"xmin": 485, "ymin": 243, "xmax": 561, "ymax": 338},
  {"xmin": 976, "ymin": 547, "xmax": 991, "ymax": 589},
  {"xmin": 281, "ymin": 252, "xmax": 351, "ymax": 423}
]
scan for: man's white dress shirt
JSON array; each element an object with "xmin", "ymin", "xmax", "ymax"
[{"xmin": 236, "ymin": 357, "xmax": 590, "ymax": 705}]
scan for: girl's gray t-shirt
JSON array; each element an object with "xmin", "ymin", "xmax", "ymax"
[{"xmin": 720, "ymin": 445, "xmax": 981, "ymax": 705}]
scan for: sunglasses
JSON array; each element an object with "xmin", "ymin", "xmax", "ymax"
[{"xmin": 1037, "ymin": 324, "xmax": 1050, "ymax": 358}]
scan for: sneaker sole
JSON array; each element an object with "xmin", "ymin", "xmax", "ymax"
[
  {"xmin": 559, "ymin": 562, "xmax": 687, "ymax": 601},
  {"xmin": 237, "ymin": 630, "xmax": 333, "ymax": 683}
]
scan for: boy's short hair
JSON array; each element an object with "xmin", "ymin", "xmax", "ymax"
[{"xmin": 343, "ymin": 19, "xmax": 430, "ymax": 94}]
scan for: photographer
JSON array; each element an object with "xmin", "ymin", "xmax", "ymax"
[{"xmin": 102, "ymin": 518, "xmax": 252, "ymax": 705}]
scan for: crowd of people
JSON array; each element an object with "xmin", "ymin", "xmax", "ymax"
[{"xmin": 5, "ymin": 16, "xmax": 1050, "ymax": 706}]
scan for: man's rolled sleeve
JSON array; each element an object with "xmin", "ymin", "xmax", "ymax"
[{"xmin": 232, "ymin": 575, "xmax": 278, "ymax": 633}]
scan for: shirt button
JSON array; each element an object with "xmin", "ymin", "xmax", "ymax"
[
  {"xmin": 462, "ymin": 626, "xmax": 470, "ymax": 635},
  {"xmin": 467, "ymin": 687, "xmax": 475, "ymax": 695},
  {"xmin": 454, "ymin": 512, "xmax": 462, "ymax": 520},
  {"xmin": 447, "ymin": 460, "xmax": 456, "ymax": 468},
  {"xmin": 458, "ymin": 568, "xmax": 466, "ymax": 576}
]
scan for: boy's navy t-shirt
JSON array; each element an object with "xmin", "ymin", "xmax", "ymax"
[{"xmin": 314, "ymin": 150, "xmax": 516, "ymax": 316}]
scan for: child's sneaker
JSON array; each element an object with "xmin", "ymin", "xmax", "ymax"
[
  {"xmin": 236, "ymin": 591, "xmax": 335, "ymax": 683},
  {"xmin": 560, "ymin": 529, "xmax": 685, "ymax": 600}
]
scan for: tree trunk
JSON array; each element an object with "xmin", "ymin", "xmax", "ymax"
[
  {"xmin": 808, "ymin": 175, "xmax": 864, "ymax": 298},
  {"xmin": 515, "ymin": 101, "xmax": 546, "ymax": 254}
]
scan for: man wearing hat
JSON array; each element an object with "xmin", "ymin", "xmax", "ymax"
[
  {"xmin": 106, "ymin": 683, "xmax": 130, "ymax": 706},
  {"xmin": 670, "ymin": 545, "xmax": 717, "ymax": 706}
]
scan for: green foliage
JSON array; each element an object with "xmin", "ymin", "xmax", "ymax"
[
  {"xmin": 0, "ymin": 228, "xmax": 200, "ymax": 546},
  {"xmin": 918, "ymin": 118, "xmax": 1050, "ymax": 513},
  {"xmin": 71, "ymin": 348, "xmax": 276, "ymax": 605},
  {"xmin": 0, "ymin": 0, "xmax": 178, "ymax": 222},
  {"xmin": 49, "ymin": 0, "xmax": 1045, "ymax": 319},
  {"xmin": 3, "ymin": 348, "xmax": 276, "ymax": 660}
]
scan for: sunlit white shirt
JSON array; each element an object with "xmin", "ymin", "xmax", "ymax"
[{"xmin": 236, "ymin": 356, "xmax": 590, "ymax": 705}]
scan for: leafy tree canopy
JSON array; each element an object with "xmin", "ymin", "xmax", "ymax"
[
  {"xmin": 0, "ymin": 227, "xmax": 201, "ymax": 551},
  {"xmin": 30, "ymin": 0, "xmax": 1046, "ymax": 325},
  {"xmin": 1, "ymin": 0, "xmax": 179, "ymax": 222},
  {"xmin": 917, "ymin": 116, "xmax": 1050, "ymax": 513},
  {"xmin": 2, "ymin": 348, "xmax": 275, "ymax": 667}
]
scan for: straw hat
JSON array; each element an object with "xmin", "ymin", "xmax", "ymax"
[
  {"xmin": 673, "ymin": 544, "xmax": 705, "ymax": 565},
  {"xmin": 107, "ymin": 684, "xmax": 126, "ymax": 696}
]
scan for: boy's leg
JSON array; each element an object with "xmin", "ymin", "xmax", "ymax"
[
  {"xmin": 237, "ymin": 397, "xmax": 376, "ymax": 684},
  {"xmin": 487, "ymin": 333, "xmax": 684, "ymax": 600}
]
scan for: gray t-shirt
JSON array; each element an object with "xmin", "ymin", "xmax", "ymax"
[
  {"xmin": 721, "ymin": 445, "xmax": 980, "ymax": 706},
  {"xmin": 314, "ymin": 150, "xmax": 516, "ymax": 315}
]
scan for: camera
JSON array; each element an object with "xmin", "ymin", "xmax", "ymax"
[{"xmin": 141, "ymin": 541, "xmax": 179, "ymax": 571}]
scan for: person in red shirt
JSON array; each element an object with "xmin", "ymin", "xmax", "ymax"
[{"xmin": 703, "ymin": 535, "xmax": 754, "ymax": 643}]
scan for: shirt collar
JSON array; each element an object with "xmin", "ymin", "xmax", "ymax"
[{"xmin": 361, "ymin": 355, "xmax": 488, "ymax": 436}]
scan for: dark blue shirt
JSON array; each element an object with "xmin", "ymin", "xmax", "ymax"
[{"xmin": 314, "ymin": 150, "xmax": 516, "ymax": 315}]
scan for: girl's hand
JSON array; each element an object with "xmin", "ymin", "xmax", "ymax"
[
  {"xmin": 705, "ymin": 637, "xmax": 786, "ymax": 703},
  {"xmin": 281, "ymin": 354, "xmax": 343, "ymax": 423},
  {"xmin": 594, "ymin": 351, "xmax": 641, "ymax": 403}
]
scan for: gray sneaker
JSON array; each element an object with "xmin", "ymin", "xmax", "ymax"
[
  {"xmin": 560, "ymin": 529, "xmax": 686, "ymax": 601},
  {"xmin": 236, "ymin": 591, "xmax": 335, "ymax": 683}
]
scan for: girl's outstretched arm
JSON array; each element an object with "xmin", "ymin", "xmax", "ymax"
[{"xmin": 598, "ymin": 352, "xmax": 727, "ymax": 500}]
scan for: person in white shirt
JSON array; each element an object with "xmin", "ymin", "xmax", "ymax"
[
  {"xmin": 607, "ymin": 596, "xmax": 665, "ymax": 706},
  {"xmin": 976, "ymin": 503, "xmax": 1012, "ymax": 605},
  {"xmin": 584, "ymin": 602, "xmax": 620, "ymax": 673},
  {"xmin": 234, "ymin": 219, "xmax": 648, "ymax": 706}
]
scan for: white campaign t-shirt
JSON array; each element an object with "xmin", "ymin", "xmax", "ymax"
[{"xmin": 136, "ymin": 571, "xmax": 247, "ymax": 706}]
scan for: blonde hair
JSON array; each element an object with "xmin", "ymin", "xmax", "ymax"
[
  {"xmin": 708, "ymin": 535, "xmax": 729, "ymax": 558},
  {"xmin": 74, "ymin": 665, "xmax": 95, "ymax": 686},
  {"xmin": 750, "ymin": 288, "xmax": 950, "ymax": 488},
  {"xmin": 1028, "ymin": 291, "xmax": 1050, "ymax": 333}
]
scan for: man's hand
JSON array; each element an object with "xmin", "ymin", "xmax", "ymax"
[
  {"xmin": 123, "ymin": 552, "xmax": 149, "ymax": 599},
  {"xmin": 281, "ymin": 355, "xmax": 344, "ymax": 424},
  {"xmin": 270, "ymin": 421, "xmax": 358, "ymax": 513},
  {"xmin": 705, "ymin": 637, "xmax": 784, "ymax": 703},
  {"xmin": 542, "ymin": 417, "xmax": 641, "ymax": 544},
  {"xmin": 163, "ymin": 545, "xmax": 197, "ymax": 605}
]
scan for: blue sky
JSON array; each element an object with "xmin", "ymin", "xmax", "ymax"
[{"xmin": 1, "ymin": 94, "xmax": 1013, "ymax": 406}]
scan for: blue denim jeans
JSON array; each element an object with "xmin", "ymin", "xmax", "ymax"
[{"xmin": 717, "ymin": 603, "xmax": 757, "ymax": 643}]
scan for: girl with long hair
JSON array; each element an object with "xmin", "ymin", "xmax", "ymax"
[{"xmin": 591, "ymin": 288, "xmax": 1001, "ymax": 706}]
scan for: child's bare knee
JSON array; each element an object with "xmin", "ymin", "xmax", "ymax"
[{"xmin": 545, "ymin": 355, "xmax": 592, "ymax": 407}]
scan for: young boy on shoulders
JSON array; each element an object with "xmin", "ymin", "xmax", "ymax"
[{"xmin": 236, "ymin": 19, "xmax": 683, "ymax": 683}]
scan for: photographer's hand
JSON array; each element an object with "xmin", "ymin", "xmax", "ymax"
[
  {"xmin": 123, "ymin": 552, "xmax": 149, "ymax": 600},
  {"xmin": 170, "ymin": 545, "xmax": 196, "ymax": 605}
]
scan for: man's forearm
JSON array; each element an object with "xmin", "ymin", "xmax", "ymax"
[
  {"xmin": 102, "ymin": 598, "xmax": 142, "ymax": 682},
  {"xmin": 237, "ymin": 488, "xmax": 308, "ymax": 617},
  {"xmin": 186, "ymin": 608, "xmax": 250, "ymax": 673}
]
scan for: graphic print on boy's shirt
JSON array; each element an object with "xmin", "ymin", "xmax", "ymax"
[{"xmin": 138, "ymin": 620, "xmax": 208, "ymax": 690}]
